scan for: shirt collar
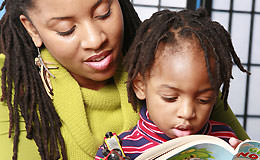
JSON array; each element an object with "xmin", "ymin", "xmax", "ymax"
[{"xmin": 137, "ymin": 105, "xmax": 211, "ymax": 143}]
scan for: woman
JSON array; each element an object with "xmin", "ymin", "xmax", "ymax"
[{"xmin": 0, "ymin": 0, "xmax": 249, "ymax": 159}]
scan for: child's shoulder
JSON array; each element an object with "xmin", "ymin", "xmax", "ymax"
[
  {"xmin": 209, "ymin": 120, "xmax": 233, "ymax": 128},
  {"xmin": 209, "ymin": 120, "xmax": 237, "ymax": 139},
  {"xmin": 118, "ymin": 125, "xmax": 139, "ymax": 140}
]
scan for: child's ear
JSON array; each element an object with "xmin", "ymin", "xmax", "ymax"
[
  {"xmin": 133, "ymin": 73, "xmax": 146, "ymax": 100},
  {"xmin": 20, "ymin": 15, "xmax": 43, "ymax": 47}
]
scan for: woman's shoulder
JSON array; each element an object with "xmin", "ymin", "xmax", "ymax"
[
  {"xmin": 0, "ymin": 53, "xmax": 40, "ymax": 159},
  {"xmin": 0, "ymin": 53, "xmax": 5, "ymax": 68},
  {"xmin": 0, "ymin": 53, "xmax": 5, "ymax": 59},
  {"xmin": 0, "ymin": 54, "xmax": 4, "ymax": 91}
]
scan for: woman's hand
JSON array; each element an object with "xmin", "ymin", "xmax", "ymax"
[{"xmin": 229, "ymin": 137, "xmax": 242, "ymax": 149}]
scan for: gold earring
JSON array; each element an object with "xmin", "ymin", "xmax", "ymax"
[{"xmin": 35, "ymin": 48, "xmax": 58, "ymax": 99}]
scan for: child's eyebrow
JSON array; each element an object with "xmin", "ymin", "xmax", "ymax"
[
  {"xmin": 159, "ymin": 85, "xmax": 181, "ymax": 91},
  {"xmin": 159, "ymin": 84, "xmax": 215, "ymax": 94},
  {"xmin": 197, "ymin": 88, "xmax": 216, "ymax": 94}
]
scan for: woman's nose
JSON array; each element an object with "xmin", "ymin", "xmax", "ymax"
[
  {"xmin": 80, "ymin": 21, "xmax": 107, "ymax": 50},
  {"xmin": 177, "ymin": 100, "xmax": 196, "ymax": 120}
]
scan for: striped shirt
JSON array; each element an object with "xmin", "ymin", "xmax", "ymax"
[{"xmin": 95, "ymin": 106, "xmax": 237, "ymax": 160}]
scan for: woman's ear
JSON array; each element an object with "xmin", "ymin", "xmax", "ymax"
[
  {"xmin": 20, "ymin": 15, "xmax": 42, "ymax": 47},
  {"xmin": 133, "ymin": 73, "xmax": 146, "ymax": 100}
]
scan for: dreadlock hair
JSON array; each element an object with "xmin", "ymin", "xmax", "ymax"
[
  {"xmin": 0, "ymin": 0, "xmax": 141, "ymax": 159},
  {"xmin": 124, "ymin": 8, "xmax": 250, "ymax": 112}
]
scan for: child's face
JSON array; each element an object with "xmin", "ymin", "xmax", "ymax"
[{"xmin": 134, "ymin": 40, "xmax": 218, "ymax": 139}]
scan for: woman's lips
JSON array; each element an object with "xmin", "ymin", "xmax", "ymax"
[{"xmin": 84, "ymin": 51, "xmax": 113, "ymax": 71}]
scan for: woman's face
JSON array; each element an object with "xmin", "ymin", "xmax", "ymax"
[{"xmin": 21, "ymin": 0, "xmax": 124, "ymax": 89}]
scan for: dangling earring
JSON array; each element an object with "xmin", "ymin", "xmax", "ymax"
[{"xmin": 35, "ymin": 48, "xmax": 58, "ymax": 99}]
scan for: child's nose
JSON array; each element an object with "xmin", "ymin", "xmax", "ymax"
[{"xmin": 177, "ymin": 100, "xmax": 196, "ymax": 120}]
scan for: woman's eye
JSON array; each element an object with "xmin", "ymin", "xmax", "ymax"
[
  {"xmin": 96, "ymin": 9, "xmax": 111, "ymax": 19},
  {"xmin": 94, "ymin": 0, "xmax": 112, "ymax": 19},
  {"xmin": 162, "ymin": 96, "xmax": 178, "ymax": 102},
  {"xmin": 57, "ymin": 26, "xmax": 76, "ymax": 36}
]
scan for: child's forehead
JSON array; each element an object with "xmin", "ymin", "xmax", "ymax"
[
  {"xmin": 155, "ymin": 35, "xmax": 202, "ymax": 57},
  {"xmin": 151, "ymin": 39, "xmax": 218, "ymax": 83}
]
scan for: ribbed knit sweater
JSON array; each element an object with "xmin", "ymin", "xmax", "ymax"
[{"xmin": 0, "ymin": 49, "xmax": 139, "ymax": 159}]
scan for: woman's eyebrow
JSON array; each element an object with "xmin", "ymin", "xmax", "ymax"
[
  {"xmin": 93, "ymin": 0, "xmax": 112, "ymax": 9},
  {"xmin": 46, "ymin": 16, "xmax": 73, "ymax": 27},
  {"xmin": 93, "ymin": 0, "xmax": 102, "ymax": 9},
  {"xmin": 47, "ymin": 0, "xmax": 104, "ymax": 25}
]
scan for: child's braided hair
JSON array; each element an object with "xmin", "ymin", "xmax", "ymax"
[{"xmin": 124, "ymin": 8, "xmax": 250, "ymax": 112}]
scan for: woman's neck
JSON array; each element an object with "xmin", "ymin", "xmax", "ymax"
[{"xmin": 70, "ymin": 72, "xmax": 113, "ymax": 90}]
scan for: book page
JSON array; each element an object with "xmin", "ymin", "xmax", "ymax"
[
  {"xmin": 136, "ymin": 135, "xmax": 235, "ymax": 160},
  {"xmin": 136, "ymin": 135, "xmax": 201, "ymax": 160},
  {"xmin": 159, "ymin": 141, "xmax": 235, "ymax": 160}
]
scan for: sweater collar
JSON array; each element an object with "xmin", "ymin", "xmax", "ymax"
[
  {"xmin": 80, "ymin": 80, "xmax": 121, "ymax": 110},
  {"xmin": 40, "ymin": 49, "xmax": 138, "ymax": 157},
  {"xmin": 41, "ymin": 49, "xmax": 98, "ymax": 155},
  {"xmin": 138, "ymin": 105, "xmax": 211, "ymax": 143}
]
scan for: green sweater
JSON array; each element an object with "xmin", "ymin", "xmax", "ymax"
[
  {"xmin": 0, "ymin": 50, "xmax": 249, "ymax": 159},
  {"xmin": 0, "ymin": 50, "xmax": 139, "ymax": 159}
]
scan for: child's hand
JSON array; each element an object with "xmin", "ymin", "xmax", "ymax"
[{"xmin": 229, "ymin": 137, "xmax": 242, "ymax": 149}]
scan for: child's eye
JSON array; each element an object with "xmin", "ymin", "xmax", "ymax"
[
  {"xmin": 57, "ymin": 25, "xmax": 76, "ymax": 36},
  {"xmin": 198, "ymin": 98, "xmax": 212, "ymax": 104},
  {"xmin": 162, "ymin": 96, "xmax": 178, "ymax": 102}
]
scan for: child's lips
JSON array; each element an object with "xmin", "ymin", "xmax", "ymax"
[
  {"xmin": 172, "ymin": 125, "xmax": 192, "ymax": 137},
  {"xmin": 172, "ymin": 128, "xmax": 192, "ymax": 137}
]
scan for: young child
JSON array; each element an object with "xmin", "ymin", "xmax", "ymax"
[{"xmin": 95, "ymin": 8, "xmax": 250, "ymax": 160}]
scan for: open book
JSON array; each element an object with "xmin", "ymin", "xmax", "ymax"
[{"xmin": 135, "ymin": 135, "xmax": 260, "ymax": 160}]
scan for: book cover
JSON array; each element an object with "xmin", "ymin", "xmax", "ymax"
[{"xmin": 233, "ymin": 140, "xmax": 260, "ymax": 160}]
